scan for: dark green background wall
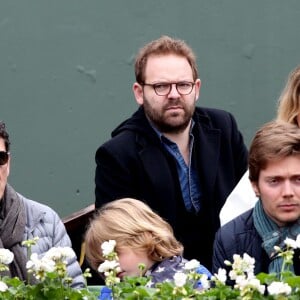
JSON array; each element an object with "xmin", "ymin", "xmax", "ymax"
[{"xmin": 1, "ymin": 1, "xmax": 300, "ymax": 217}]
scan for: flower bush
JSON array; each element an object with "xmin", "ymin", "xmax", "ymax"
[
  {"xmin": 0, "ymin": 238, "xmax": 97, "ymax": 300},
  {"xmin": 2, "ymin": 236, "xmax": 300, "ymax": 299},
  {"xmin": 97, "ymin": 236, "xmax": 300, "ymax": 300}
]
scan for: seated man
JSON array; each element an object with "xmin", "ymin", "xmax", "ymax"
[
  {"xmin": 213, "ymin": 121, "xmax": 300, "ymax": 277},
  {"xmin": 94, "ymin": 35, "xmax": 248, "ymax": 271},
  {"xmin": 0, "ymin": 121, "xmax": 84, "ymax": 288}
]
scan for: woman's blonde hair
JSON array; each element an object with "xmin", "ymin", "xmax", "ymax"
[
  {"xmin": 277, "ymin": 65, "xmax": 300, "ymax": 125},
  {"xmin": 85, "ymin": 198, "xmax": 183, "ymax": 271}
]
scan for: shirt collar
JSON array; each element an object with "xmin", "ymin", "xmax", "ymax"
[{"xmin": 147, "ymin": 119, "xmax": 195, "ymax": 143}]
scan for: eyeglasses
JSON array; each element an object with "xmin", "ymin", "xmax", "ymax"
[
  {"xmin": 0, "ymin": 151, "xmax": 9, "ymax": 165},
  {"xmin": 142, "ymin": 81, "xmax": 195, "ymax": 96}
]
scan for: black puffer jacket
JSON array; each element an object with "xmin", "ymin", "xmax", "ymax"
[
  {"xmin": 212, "ymin": 209, "xmax": 268, "ymax": 275},
  {"xmin": 212, "ymin": 209, "xmax": 300, "ymax": 279}
]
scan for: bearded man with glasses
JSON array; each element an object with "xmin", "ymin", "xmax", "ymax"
[
  {"xmin": 0, "ymin": 121, "xmax": 84, "ymax": 288},
  {"xmin": 94, "ymin": 35, "xmax": 248, "ymax": 271}
]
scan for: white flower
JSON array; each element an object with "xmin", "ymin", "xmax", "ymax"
[
  {"xmin": 295, "ymin": 234, "xmax": 300, "ymax": 248},
  {"xmin": 26, "ymin": 253, "xmax": 56, "ymax": 280},
  {"xmin": 101, "ymin": 240, "xmax": 116, "ymax": 256},
  {"xmin": 98, "ymin": 259, "xmax": 120, "ymax": 273},
  {"xmin": 235, "ymin": 276, "xmax": 265, "ymax": 295},
  {"xmin": 213, "ymin": 268, "xmax": 227, "ymax": 284},
  {"xmin": 173, "ymin": 272, "xmax": 187, "ymax": 287},
  {"xmin": 0, "ymin": 248, "xmax": 14, "ymax": 265},
  {"xmin": 44, "ymin": 248, "xmax": 62, "ymax": 261},
  {"xmin": 44, "ymin": 247, "xmax": 75, "ymax": 263},
  {"xmin": 267, "ymin": 281, "xmax": 292, "ymax": 295},
  {"xmin": 230, "ymin": 253, "xmax": 255, "ymax": 276},
  {"xmin": 199, "ymin": 274, "xmax": 210, "ymax": 290},
  {"xmin": 284, "ymin": 237, "xmax": 298, "ymax": 249},
  {"xmin": 60, "ymin": 247, "xmax": 76, "ymax": 259},
  {"xmin": 224, "ymin": 260, "xmax": 231, "ymax": 266},
  {"xmin": 230, "ymin": 271, "xmax": 246, "ymax": 282},
  {"xmin": 0, "ymin": 281, "xmax": 8, "ymax": 292},
  {"xmin": 184, "ymin": 259, "xmax": 200, "ymax": 270},
  {"xmin": 284, "ymin": 234, "xmax": 300, "ymax": 249},
  {"xmin": 26, "ymin": 253, "xmax": 56, "ymax": 272}
]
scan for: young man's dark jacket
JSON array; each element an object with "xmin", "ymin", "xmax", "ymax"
[
  {"xmin": 95, "ymin": 106, "xmax": 248, "ymax": 270},
  {"xmin": 212, "ymin": 209, "xmax": 300, "ymax": 280}
]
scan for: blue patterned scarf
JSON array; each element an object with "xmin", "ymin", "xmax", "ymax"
[{"xmin": 253, "ymin": 199, "xmax": 300, "ymax": 274}]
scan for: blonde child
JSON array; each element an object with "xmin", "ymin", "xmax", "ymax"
[{"xmin": 85, "ymin": 198, "xmax": 211, "ymax": 286}]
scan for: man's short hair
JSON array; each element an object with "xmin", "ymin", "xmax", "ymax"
[
  {"xmin": 134, "ymin": 35, "xmax": 198, "ymax": 84},
  {"xmin": 0, "ymin": 121, "xmax": 10, "ymax": 152},
  {"xmin": 249, "ymin": 121, "xmax": 300, "ymax": 182}
]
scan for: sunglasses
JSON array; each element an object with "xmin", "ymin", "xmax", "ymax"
[{"xmin": 0, "ymin": 151, "xmax": 9, "ymax": 165}]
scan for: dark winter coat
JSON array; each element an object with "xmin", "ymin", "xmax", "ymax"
[
  {"xmin": 212, "ymin": 209, "xmax": 300, "ymax": 278},
  {"xmin": 95, "ymin": 106, "xmax": 248, "ymax": 270}
]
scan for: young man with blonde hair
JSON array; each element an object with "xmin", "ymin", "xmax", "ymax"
[{"xmin": 213, "ymin": 121, "xmax": 300, "ymax": 276}]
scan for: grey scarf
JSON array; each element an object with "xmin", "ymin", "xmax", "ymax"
[
  {"xmin": 0, "ymin": 184, "xmax": 28, "ymax": 281},
  {"xmin": 253, "ymin": 199, "xmax": 300, "ymax": 274}
]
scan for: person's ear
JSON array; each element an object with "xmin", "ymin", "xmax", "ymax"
[
  {"xmin": 251, "ymin": 182, "xmax": 260, "ymax": 197},
  {"xmin": 133, "ymin": 83, "xmax": 144, "ymax": 105},
  {"xmin": 194, "ymin": 79, "xmax": 201, "ymax": 101},
  {"xmin": 296, "ymin": 114, "xmax": 300, "ymax": 127}
]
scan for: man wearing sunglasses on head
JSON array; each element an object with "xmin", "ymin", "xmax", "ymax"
[
  {"xmin": 0, "ymin": 121, "xmax": 84, "ymax": 288},
  {"xmin": 94, "ymin": 36, "xmax": 248, "ymax": 270}
]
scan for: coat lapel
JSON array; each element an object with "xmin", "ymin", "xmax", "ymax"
[
  {"xmin": 137, "ymin": 135, "xmax": 178, "ymax": 222},
  {"xmin": 195, "ymin": 118, "xmax": 221, "ymax": 198}
]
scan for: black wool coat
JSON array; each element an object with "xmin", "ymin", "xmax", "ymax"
[{"xmin": 95, "ymin": 106, "xmax": 248, "ymax": 270}]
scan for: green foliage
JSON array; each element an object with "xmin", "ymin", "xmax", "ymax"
[
  {"xmin": 95, "ymin": 237, "xmax": 300, "ymax": 299},
  {"xmin": 0, "ymin": 239, "xmax": 98, "ymax": 300},
  {"xmin": 0, "ymin": 273, "xmax": 98, "ymax": 300}
]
